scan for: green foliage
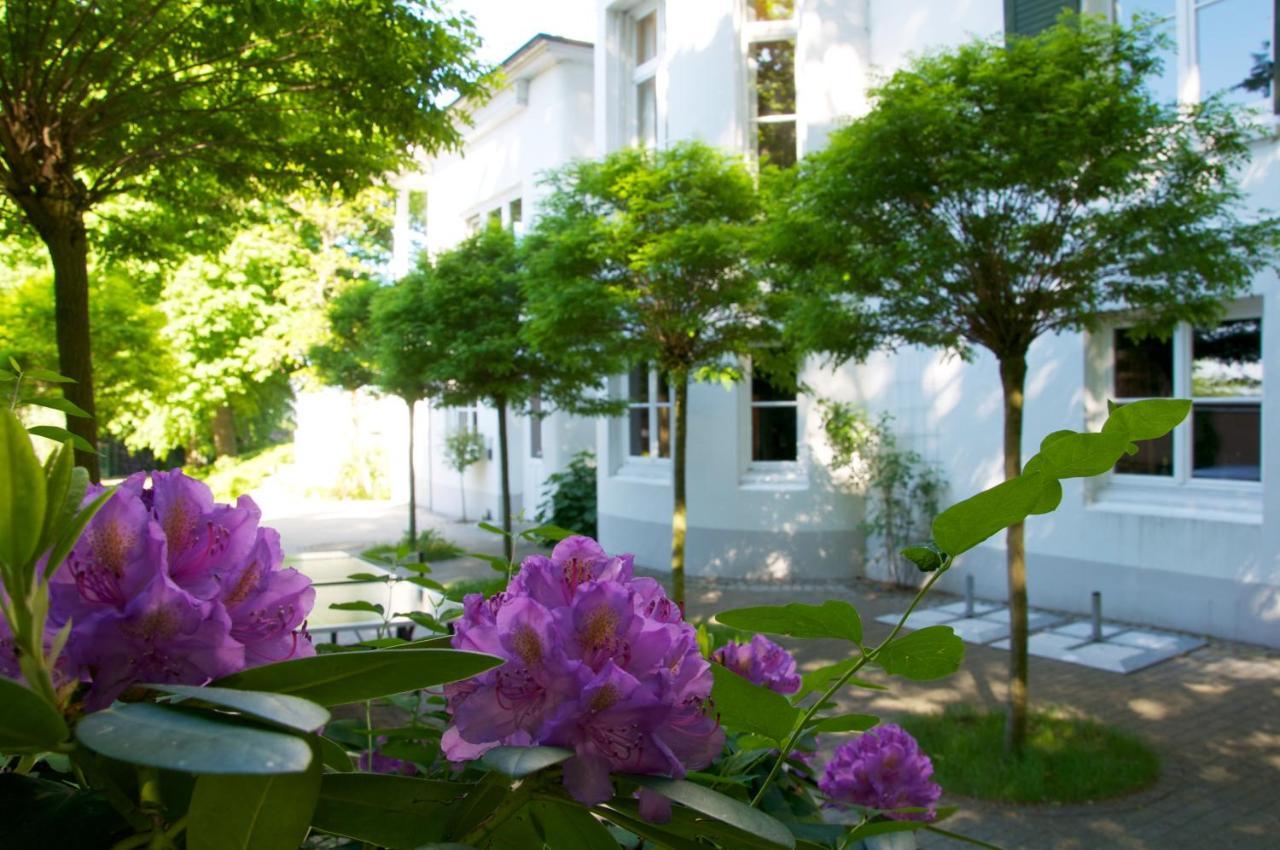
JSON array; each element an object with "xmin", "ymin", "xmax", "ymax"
[
  {"xmin": 902, "ymin": 706, "xmax": 1160, "ymax": 803},
  {"xmin": 310, "ymin": 279, "xmax": 382, "ymax": 393},
  {"xmin": 715, "ymin": 600, "xmax": 863, "ymax": 643},
  {"xmin": 188, "ymin": 443, "xmax": 294, "ymax": 503},
  {"xmin": 444, "ymin": 429, "xmax": 486, "ymax": 475},
  {"xmin": 370, "ymin": 273, "xmax": 444, "ymax": 406},
  {"xmin": 819, "ymin": 402, "xmax": 946, "ymax": 585},
  {"xmin": 537, "ymin": 450, "xmax": 598, "ymax": 539},
  {"xmin": 362, "ymin": 529, "xmax": 464, "ymax": 565}
]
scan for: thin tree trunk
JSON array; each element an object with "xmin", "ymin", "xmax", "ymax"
[
  {"xmin": 460, "ymin": 468, "xmax": 467, "ymax": 523},
  {"xmin": 670, "ymin": 373, "xmax": 689, "ymax": 608},
  {"xmin": 496, "ymin": 396, "xmax": 513, "ymax": 564},
  {"xmin": 999, "ymin": 353, "xmax": 1029, "ymax": 755},
  {"xmin": 426, "ymin": 397, "xmax": 434, "ymax": 513},
  {"xmin": 211, "ymin": 405, "xmax": 238, "ymax": 458},
  {"xmin": 407, "ymin": 399, "xmax": 417, "ymax": 548},
  {"xmin": 42, "ymin": 216, "xmax": 101, "ymax": 481}
]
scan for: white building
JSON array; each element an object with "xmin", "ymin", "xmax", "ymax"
[{"xmin": 376, "ymin": 1, "xmax": 1279, "ymax": 647}]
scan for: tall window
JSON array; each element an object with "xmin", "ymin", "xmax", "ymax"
[
  {"xmin": 509, "ymin": 198, "xmax": 523, "ymax": 236},
  {"xmin": 1113, "ymin": 313, "xmax": 1262, "ymax": 482},
  {"xmin": 627, "ymin": 364, "xmax": 671, "ymax": 459},
  {"xmin": 529, "ymin": 395, "xmax": 543, "ymax": 459},
  {"xmin": 633, "ymin": 7, "xmax": 659, "ymax": 147},
  {"xmin": 751, "ymin": 369, "xmax": 798, "ymax": 462},
  {"xmin": 452, "ymin": 407, "xmax": 479, "ymax": 434},
  {"xmin": 1115, "ymin": 0, "xmax": 1275, "ymax": 107},
  {"xmin": 744, "ymin": 2, "xmax": 797, "ymax": 168}
]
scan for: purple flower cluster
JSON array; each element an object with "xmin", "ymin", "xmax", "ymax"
[
  {"xmin": 2, "ymin": 470, "xmax": 315, "ymax": 709},
  {"xmin": 443, "ymin": 536, "xmax": 724, "ymax": 808},
  {"xmin": 712, "ymin": 634, "xmax": 801, "ymax": 695},
  {"xmin": 357, "ymin": 737, "xmax": 418, "ymax": 775},
  {"xmin": 819, "ymin": 724, "xmax": 942, "ymax": 821}
]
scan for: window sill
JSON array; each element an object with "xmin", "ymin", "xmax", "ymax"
[
  {"xmin": 740, "ymin": 463, "xmax": 808, "ymax": 492},
  {"xmin": 613, "ymin": 460, "xmax": 672, "ymax": 485},
  {"xmin": 1089, "ymin": 479, "xmax": 1262, "ymax": 525}
]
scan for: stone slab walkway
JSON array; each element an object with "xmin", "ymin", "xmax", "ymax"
[{"xmin": 683, "ymin": 577, "xmax": 1280, "ymax": 850}]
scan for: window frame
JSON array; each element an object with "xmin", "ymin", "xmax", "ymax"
[
  {"xmin": 748, "ymin": 367, "xmax": 800, "ymax": 465},
  {"xmin": 529, "ymin": 395, "xmax": 543, "ymax": 460},
  {"xmin": 630, "ymin": 1, "xmax": 662, "ymax": 148},
  {"xmin": 624, "ymin": 365, "xmax": 672, "ymax": 463},
  {"xmin": 743, "ymin": 5, "xmax": 798, "ymax": 169}
]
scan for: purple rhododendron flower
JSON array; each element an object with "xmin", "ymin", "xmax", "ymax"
[
  {"xmin": 443, "ymin": 536, "xmax": 724, "ymax": 811},
  {"xmin": 711, "ymin": 633, "xmax": 801, "ymax": 695},
  {"xmin": 34, "ymin": 470, "xmax": 314, "ymax": 710},
  {"xmin": 819, "ymin": 724, "xmax": 942, "ymax": 821},
  {"xmin": 357, "ymin": 737, "xmax": 418, "ymax": 775}
]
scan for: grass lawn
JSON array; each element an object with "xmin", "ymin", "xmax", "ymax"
[
  {"xmin": 361, "ymin": 528, "xmax": 464, "ymax": 565},
  {"xmin": 902, "ymin": 705, "xmax": 1160, "ymax": 804}
]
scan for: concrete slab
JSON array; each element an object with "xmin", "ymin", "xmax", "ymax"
[
  {"xmin": 931, "ymin": 600, "xmax": 1002, "ymax": 618},
  {"xmin": 874, "ymin": 607, "xmax": 962, "ymax": 628},
  {"xmin": 1053, "ymin": 620, "xmax": 1125, "ymax": 641},
  {"xmin": 1110, "ymin": 628, "xmax": 1206, "ymax": 654},
  {"xmin": 978, "ymin": 607, "xmax": 1064, "ymax": 632},
  {"xmin": 944, "ymin": 616, "xmax": 1010, "ymax": 644}
]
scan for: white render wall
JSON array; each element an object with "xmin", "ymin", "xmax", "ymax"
[{"xmin": 593, "ymin": 0, "xmax": 1280, "ymax": 646}]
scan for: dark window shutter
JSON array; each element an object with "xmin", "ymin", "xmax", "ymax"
[{"xmin": 1004, "ymin": 0, "xmax": 1080, "ymax": 38}]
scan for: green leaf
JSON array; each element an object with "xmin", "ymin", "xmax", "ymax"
[
  {"xmin": 38, "ymin": 442, "xmax": 81, "ymax": 559},
  {"xmin": 213, "ymin": 649, "xmax": 502, "ymax": 707},
  {"xmin": 715, "ymin": 600, "xmax": 862, "ymax": 643},
  {"xmin": 842, "ymin": 819, "xmax": 925, "ymax": 842},
  {"xmin": 316, "ymin": 735, "xmax": 354, "ymax": 772},
  {"xmin": 186, "ymin": 757, "xmax": 321, "ymax": 850},
  {"xmin": 0, "ymin": 408, "xmax": 47, "ymax": 571},
  {"xmin": 22, "ymin": 369, "xmax": 74, "ymax": 383},
  {"xmin": 531, "ymin": 800, "xmax": 617, "ymax": 850},
  {"xmin": 805, "ymin": 713, "xmax": 878, "ymax": 734},
  {"xmin": 43, "ymin": 487, "xmax": 113, "ymax": 577},
  {"xmin": 311, "ymin": 774, "xmax": 467, "ymax": 850},
  {"xmin": 874, "ymin": 626, "xmax": 964, "ymax": 681},
  {"xmin": 345, "ymin": 572, "xmax": 390, "ymax": 582},
  {"xmin": 900, "ymin": 546, "xmax": 943, "ymax": 572},
  {"xmin": 1036, "ymin": 430, "xmax": 1132, "ymax": 478},
  {"xmin": 469, "ymin": 552, "xmax": 513, "ymax": 574},
  {"xmin": 27, "ymin": 425, "xmax": 95, "ymax": 453},
  {"xmin": 0, "ymin": 773, "xmax": 129, "ymax": 849},
  {"xmin": 521, "ymin": 523, "xmax": 577, "ymax": 542},
  {"xmin": 329, "ymin": 600, "xmax": 384, "ymax": 615},
  {"xmin": 75, "ymin": 703, "xmax": 313, "ymax": 774},
  {"xmin": 146, "ymin": 684, "xmax": 330, "ymax": 734},
  {"xmin": 932, "ymin": 471, "xmax": 1057, "ymax": 556},
  {"xmin": 594, "ymin": 802, "xmax": 706, "ymax": 850},
  {"xmin": 404, "ymin": 575, "xmax": 445, "ymax": 591},
  {"xmin": 797, "ymin": 658, "xmax": 886, "ymax": 697},
  {"xmin": 626, "ymin": 776, "xmax": 795, "ymax": 848},
  {"xmin": 1103, "ymin": 398, "xmax": 1191, "ymax": 441},
  {"xmin": 710, "ymin": 664, "xmax": 800, "ymax": 743},
  {"xmin": 396, "ymin": 611, "xmax": 445, "ymax": 632},
  {"xmin": 24, "ymin": 395, "xmax": 91, "ymax": 418},
  {"xmin": 480, "ymin": 745, "xmax": 572, "ymax": 778},
  {"xmin": 0, "ymin": 676, "xmax": 69, "ymax": 752},
  {"xmin": 476, "ymin": 521, "xmax": 508, "ymax": 537}
]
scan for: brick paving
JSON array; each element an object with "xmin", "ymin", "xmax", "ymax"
[{"xmin": 682, "ymin": 577, "xmax": 1280, "ymax": 850}]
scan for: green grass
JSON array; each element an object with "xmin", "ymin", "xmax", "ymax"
[
  {"xmin": 188, "ymin": 443, "xmax": 294, "ymax": 502},
  {"xmin": 362, "ymin": 529, "xmax": 464, "ymax": 565},
  {"xmin": 901, "ymin": 706, "xmax": 1160, "ymax": 804}
]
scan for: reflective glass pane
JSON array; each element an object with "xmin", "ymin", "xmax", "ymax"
[
  {"xmin": 753, "ymin": 406, "xmax": 798, "ymax": 461},
  {"xmin": 637, "ymin": 78, "xmax": 657, "ymax": 147},
  {"xmin": 1114, "ymin": 329, "xmax": 1173, "ymax": 397},
  {"xmin": 748, "ymin": 0, "xmax": 795, "ymax": 21},
  {"xmin": 629, "ymin": 408, "xmax": 650, "ymax": 457},
  {"xmin": 657, "ymin": 406, "xmax": 671, "ymax": 458},
  {"xmin": 757, "ymin": 120, "xmax": 797, "ymax": 168},
  {"xmin": 1115, "ymin": 432, "xmax": 1174, "ymax": 476},
  {"xmin": 657, "ymin": 374, "xmax": 670, "ymax": 404},
  {"xmin": 752, "ymin": 41, "xmax": 796, "ymax": 116},
  {"xmin": 1117, "ymin": 0, "xmax": 1178, "ymax": 102},
  {"xmin": 636, "ymin": 12, "xmax": 657, "ymax": 65},
  {"xmin": 1192, "ymin": 318, "xmax": 1262, "ymax": 398},
  {"xmin": 752, "ymin": 371, "xmax": 795, "ymax": 403},
  {"xmin": 1192, "ymin": 402, "xmax": 1261, "ymax": 481},
  {"xmin": 509, "ymin": 198, "xmax": 522, "ymax": 225},
  {"xmin": 628, "ymin": 365, "xmax": 649, "ymax": 404},
  {"xmin": 530, "ymin": 395, "xmax": 542, "ymax": 458},
  {"xmin": 1197, "ymin": 0, "xmax": 1274, "ymax": 105}
]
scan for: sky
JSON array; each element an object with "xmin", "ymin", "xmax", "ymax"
[{"xmin": 446, "ymin": 0, "xmax": 597, "ymax": 66}]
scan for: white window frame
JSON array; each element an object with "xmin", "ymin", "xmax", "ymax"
[
  {"xmin": 463, "ymin": 188, "xmax": 524, "ymax": 238},
  {"xmin": 739, "ymin": 362, "xmax": 807, "ymax": 489},
  {"xmin": 1090, "ymin": 298, "xmax": 1264, "ymax": 520},
  {"xmin": 630, "ymin": 1, "xmax": 661, "ymax": 148},
  {"xmin": 624, "ymin": 366, "xmax": 672, "ymax": 463},
  {"xmin": 528, "ymin": 395, "xmax": 543, "ymax": 460},
  {"xmin": 742, "ymin": 4, "xmax": 798, "ymax": 168},
  {"xmin": 451, "ymin": 405, "xmax": 480, "ymax": 435}
]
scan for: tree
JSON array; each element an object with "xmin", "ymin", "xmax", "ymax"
[
  {"xmin": 0, "ymin": 0, "xmax": 487, "ymax": 479},
  {"xmin": 418, "ymin": 224, "xmax": 559, "ymax": 563},
  {"xmin": 776, "ymin": 14, "xmax": 1280, "ymax": 752},
  {"xmin": 444, "ymin": 428, "xmax": 486, "ymax": 523},
  {"xmin": 523, "ymin": 142, "xmax": 776, "ymax": 605},
  {"xmin": 370, "ymin": 272, "xmax": 444, "ymax": 550}
]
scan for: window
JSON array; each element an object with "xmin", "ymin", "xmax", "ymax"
[
  {"xmin": 1114, "ymin": 0, "xmax": 1274, "ymax": 107},
  {"xmin": 1113, "ymin": 314, "xmax": 1262, "ymax": 482},
  {"xmin": 751, "ymin": 369, "xmax": 798, "ymax": 462},
  {"xmin": 627, "ymin": 364, "xmax": 671, "ymax": 459},
  {"xmin": 465, "ymin": 214, "xmax": 480, "ymax": 235},
  {"xmin": 529, "ymin": 395, "xmax": 543, "ymax": 459},
  {"xmin": 633, "ymin": 8, "xmax": 660, "ymax": 147},
  {"xmin": 750, "ymin": 40, "xmax": 797, "ymax": 168},
  {"xmin": 486, "ymin": 208, "xmax": 502, "ymax": 228},
  {"xmin": 407, "ymin": 190, "xmax": 428, "ymax": 235},
  {"xmin": 509, "ymin": 198, "xmax": 523, "ymax": 236},
  {"xmin": 452, "ymin": 407, "xmax": 479, "ymax": 434}
]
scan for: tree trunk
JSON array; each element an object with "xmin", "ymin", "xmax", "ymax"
[
  {"xmin": 999, "ymin": 353, "xmax": 1029, "ymax": 755},
  {"xmin": 426, "ymin": 397, "xmax": 435, "ymax": 513},
  {"xmin": 407, "ymin": 399, "xmax": 417, "ymax": 548},
  {"xmin": 496, "ymin": 397, "xmax": 513, "ymax": 565},
  {"xmin": 41, "ymin": 215, "xmax": 101, "ymax": 481},
  {"xmin": 670, "ymin": 373, "xmax": 689, "ymax": 608},
  {"xmin": 459, "ymin": 468, "xmax": 467, "ymax": 523},
  {"xmin": 211, "ymin": 405, "xmax": 238, "ymax": 458}
]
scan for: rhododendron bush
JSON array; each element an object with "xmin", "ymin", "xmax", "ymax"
[{"xmin": 0, "ymin": 396, "xmax": 1190, "ymax": 849}]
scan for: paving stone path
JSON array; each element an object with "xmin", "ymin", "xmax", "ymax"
[{"xmin": 683, "ymin": 577, "xmax": 1280, "ymax": 850}]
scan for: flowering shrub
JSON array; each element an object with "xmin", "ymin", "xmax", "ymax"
[
  {"xmin": 712, "ymin": 633, "xmax": 802, "ymax": 695},
  {"xmin": 443, "ymin": 536, "xmax": 723, "ymax": 807},
  {"xmin": 820, "ymin": 724, "xmax": 942, "ymax": 822}
]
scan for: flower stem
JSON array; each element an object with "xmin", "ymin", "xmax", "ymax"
[{"xmin": 750, "ymin": 561, "xmax": 951, "ymax": 807}]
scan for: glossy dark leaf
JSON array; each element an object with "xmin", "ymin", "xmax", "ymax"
[
  {"xmin": 311, "ymin": 774, "xmax": 466, "ymax": 850},
  {"xmin": 531, "ymin": 800, "xmax": 617, "ymax": 850},
  {"xmin": 626, "ymin": 776, "xmax": 795, "ymax": 848},
  {"xmin": 480, "ymin": 745, "xmax": 573, "ymax": 778},
  {"xmin": 186, "ymin": 755, "xmax": 321, "ymax": 850},
  {"xmin": 0, "ymin": 774, "xmax": 129, "ymax": 850},
  {"xmin": 0, "ymin": 676, "xmax": 69, "ymax": 752},
  {"xmin": 147, "ymin": 684, "xmax": 330, "ymax": 733}
]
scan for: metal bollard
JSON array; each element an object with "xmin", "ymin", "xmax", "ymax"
[
  {"xmin": 1091, "ymin": 591, "xmax": 1103, "ymax": 643},
  {"xmin": 965, "ymin": 574, "xmax": 975, "ymax": 618}
]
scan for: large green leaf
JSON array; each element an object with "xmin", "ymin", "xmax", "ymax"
[
  {"xmin": 481, "ymin": 745, "xmax": 572, "ymax": 778},
  {"xmin": 873, "ymin": 626, "xmax": 964, "ymax": 681},
  {"xmin": 594, "ymin": 802, "xmax": 706, "ymax": 850},
  {"xmin": 710, "ymin": 664, "xmax": 799, "ymax": 743},
  {"xmin": 212, "ymin": 649, "xmax": 502, "ymax": 706},
  {"xmin": 0, "ymin": 773, "xmax": 129, "ymax": 850},
  {"xmin": 715, "ymin": 600, "xmax": 862, "ymax": 643},
  {"xmin": 932, "ymin": 471, "xmax": 1057, "ymax": 556},
  {"xmin": 530, "ymin": 801, "xmax": 617, "ymax": 850},
  {"xmin": 625, "ymin": 776, "xmax": 795, "ymax": 848},
  {"xmin": 1103, "ymin": 398, "xmax": 1191, "ymax": 441},
  {"xmin": 1036, "ymin": 430, "xmax": 1131, "ymax": 479},
  {"xmin": 0, "ymin": 408, "xmax": 47, "ymax": 571},
  {"xmin": 147, "ymin": 684, "xmax": 330, "ymax": 733},
  {"xmin": 797, "ymin": 658, "xmax": 886, "ymax": 698},
  {"xmin": 27, "ymin": 426, "xmax": 94, "ymax": 454},
  {"xmin": 186, "ymin": 756, "xmax": 322, "ymax": 850},
  {"xmin": 0, "ymin": 676, "xmax": 69, "ymax": 752},
  {"xmin": 311, "ymin": 774, "xmax": 467, "ymax": 850},
  {"xmin": 75, "ymin": 703, "xmax": 312, "ymax": 774}
]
